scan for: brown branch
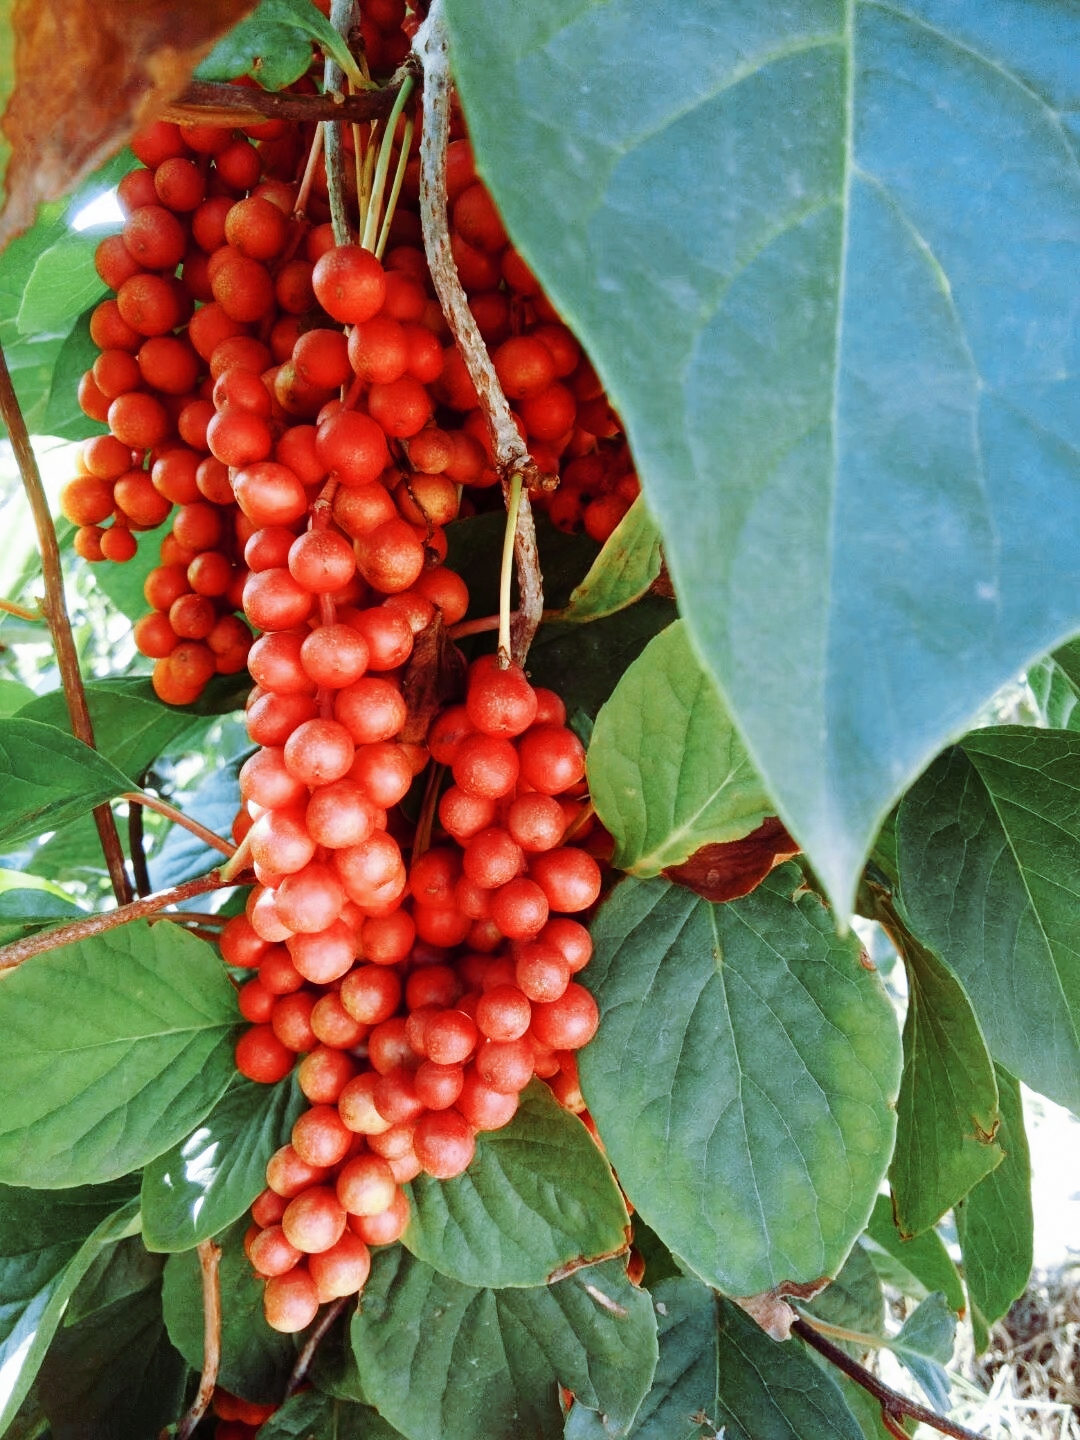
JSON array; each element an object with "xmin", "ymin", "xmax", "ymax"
[
  {"xmin": 160, "ymin": 79, "xmax": 401, "ymax": 127},
  {"xmin": 0, "ymin": 870, "xmax": 239, "ymax": 971},
  {"xmin": 171, "ymin": 1240, "xmax": 222, "ymax": 1440},
  {"xmin": 414, "ymin": 0, "xmax": 544, "ymax": 664},
  {"xmin": 121, "ymin": 791, "xmax": 234, "ymax": 859},
  {"xmin": 791, "ymin": 1317, "xmax": 982, "ymax": 1440},
  {"xmin": 284, "ymin": 1296, "xmax": 349, "ymax": 1400},
  {"xmin": 325, "ymin": 0, "xmax": 361, "ymax": 246},
  {"xmin": 0, "ymin": 342, "xmax": 132, "ymax": 906}
]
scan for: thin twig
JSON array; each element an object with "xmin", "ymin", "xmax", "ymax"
[
  {"xmin": 413, "ymin": 0, "xmax": 545, "ymax": 664},
  {"xmin": 284, "ymin": 1296, "xmax": 350, "ymax": 1400},
  {"xmin": 0, "ymin": 342, "xmax": 132, "ymax": 905},
  {"xmin": 161, "ymin": 80, "xmax": 400, "ymax": 127},
  {"xmin": 0, "ymin": 596, "xmax": 42, "ymax": 621},
  {"xmin": 0, "ymin": 870, "xmax": 236, "ymax": 970},
  {"xmin": 171, "ymin": 1240, "xmax": 222, "ymax": 1440},
  {"xmin": 498, "ymin": 472, "xmax": 524, "ymax": 663},
  {"xmin": 325, "ymin": 0, "xmax": 362, "ymax": 246},
  {"xmin": 128, "ymin": 783, "xmax": 152, "ymax": 899},
  {"xmin": 791, "ymin": 1316, "xmax": 983, "ymax": 1440},
  {"xmin": 448, "ymin": 614, "xmax": 500, "ymax": 641},
  {"xmin": 121, "ymin": 792, "xmax": 234, "ymax": 859}
]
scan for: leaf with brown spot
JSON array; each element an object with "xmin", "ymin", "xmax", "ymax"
[
  {"xmin": 0, "ymin": 0, "xmax": 259, "ymax": 250},
  {"xmin": 399, "ymin": 612, "xmax": 466, "ymax": 745},
  {"xmin": 663, "ymin": 817, "xmax": 800, "ymax": 903}
]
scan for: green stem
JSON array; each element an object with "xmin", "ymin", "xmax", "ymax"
[
  {"xmin": 499, "ymin": 471, "xmax": 524, "ymax": 665},
  {"xmin": 361, "ymin": 74, "xmax": 415, "ymax": 252},
  {"xmin": 375, "ymin": 115, "xmax": 414, "ymax": 260}
]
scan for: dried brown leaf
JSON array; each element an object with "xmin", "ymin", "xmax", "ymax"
[
  {"xmin": 662, "ymin": 816, "xmax": 801, "ymax": 904},
  {"xmin": 734, "ymin": 1277, "xmax": 830, "ymax": 1341},
  {"xmin": 400, "ymin": 612, "xmax": 467, "ymax": 744},
  {"xmin": 0, "ymin": 0, "xmax": 258, "ymax": 249}
]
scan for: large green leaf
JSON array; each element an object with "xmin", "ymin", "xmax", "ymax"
[
  {"xmin": 556, "ymin": 497, "xmax": 663, "ymax": 623},
  {"xmin": 35, "ymin": 1273, "xmax": 187, "ymax": 1440},
  {"xmin": 804, "ymin": 1242, "xmax": 883, "ymax": 1349},
  {"xmin": 41, "ymin": 307, "xmax": 105, "ymax": 441},
  {"xmin": 0, "ymin": 1183, "xmax": 138, "ymax": 1434},
  {"xmin": 955, "ymin": 1067, "xmax": 1033, "ymax": 1352},
  {"xmin": 445, "ymin": 0, "xmax": 1080, "ymax": 914},
  {"xmin": 587, "ymin": 620, "xmax": 773, "ymax": 874},
  {"xmin": 862, "ymin": 1194, "xmax": 965, "ymax": 1314},
  {"xmin": 17, "ymin": 229, "xmax": 109, "ymax": 337},
  {"xmin": 567, "ymin": 1276, "xmax": 862, "ymax": 1440},
  {"xmin": 352, "ymin": 1248, "xmax": 657, "ymax": 1440},
  {"xmin": 162, "ymin": 1215, "xmax": 296, "ymax": 1403},
  {"xmin": 896, "ymin": 727, "xmax": 1080, "ymax": 1115},
  {"xmin": 579, "ymin": 867, "xmax": 901, "ymax": 1295},
  {"xmin": 0, "ymin": 921, "xmax": 239, "ymax": 1186},
  {"xmin": 141, "ymin": 1074, "xmax": 304, "ymax": 1252},
  {"xmin": 0, "ymin": 717, "xmax": 135, "ymax": 848},
  {"xmin": 18, "ymin": 681, "xmax": 199, "ymax": 781},
  {"xmin": 260, "ymin": 1391, "xmax": 407, "ymax": 1439},
  {"xmin": 404, "ymin": 1081, "xmax": 628, "ymax": 1287},
  {"xmin": 889, "ymin": 924, "xmax": 1003, "ymax": 1237}
]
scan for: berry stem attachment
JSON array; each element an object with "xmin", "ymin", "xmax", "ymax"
[
  {"xmin": 0, "ymin": 340, "xmax": 132, "ymax": 906},
  {"xmin": 284, "ymin": 1296, "xmax": 349, "ymax": 1400},
  {"xmin": 499, "ymin": 470, "xmax": 523, "ymax": 665},
  {"xmin": 170, "ymin": 1240, "xmax": 222, "ymax": 1440},
  {"xmin": 0, "ymin": 870, "xmax": 235, "ymax": 971},
  {"xmin": 375, "ymin": 114, "xmax": 414, "ymax": 260},
  {"xmin": 413, "ymin": 0, "xmax": 545, "ymax": 664},
  {"xmin": 360, "ymin": 74, "xmax": 415, "ymax": 253},
  {"xmin": 121, "ymin": 792, "xmax": 235, "ymax": 859},
  {"xmin": 219, "ymin": 831, "xmax": 253, "ymax": 886}
]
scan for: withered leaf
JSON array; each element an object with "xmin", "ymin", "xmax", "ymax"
[
  {"xmin": 400, "ymin": 612, "xmax": 467, "ymax": 745},
  {"xmin": 662, "ymin": 816, "xmax": 800, "ymax": 904},
  {"xmin": 0, "ymin": 0, "xmax": 259, "ymax": 250}
]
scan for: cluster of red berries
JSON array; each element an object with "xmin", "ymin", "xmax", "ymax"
[
  {"xmin": 57, "ymin": 40, "xmax": 630, "ymax": 1346},
  {"xmin": 226, "ymin": 651, "xmax": 603, "ymax": 1334}
]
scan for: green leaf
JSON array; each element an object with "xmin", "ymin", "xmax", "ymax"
[
  {"xmin": 85, "ymin": 535, "xmax": 165, "ymax": 625},
  {"xmin": 162, "ymin": 1215, "xmax": 296, "ymax": 1403},
  {"xmin": 556, "ymin": 497, "xmax": 663, "ymax": 623},
  {"xmin": 403, "ymin": 1081, "xmax": 629, "ymax": 1288},
  {"xmin": 17, "ymin": 230, "xmax": 109, "ymax": 337},
  {"xmin": 578, "ymin": 867, "xmax": 901, "ymax": 1295},
  {"xmin": 141, "ymin": 1074, "xmax": 304, "ymax": 1252},
  {"xmin": 36, "ymin": 1273, "xmax": 187, "ymax": 1440},
  {"xmin": 0, "ymin": 921, "xmax": 239, "ymax": 1187},
  {"xmin": 18, "ymin": 680, "xmax": 199, "ymax": 781},
  {"xmin": 0, "ymin": 1183, "xmax": 139, "ymax": 1434},
  {"xmin": 526, "ymin": 598, "xmax": 676, "ymax": 724},
  {"xmin": 0, "ymin": 867, "xmax": 82, "ymax": 939},
  {"xmin": 890, "ymin": 1292, "xmax": 955, "ymax": 1412},
  {"xmin": 888, "ymin": 923, "xmax": 1003, "ymax": 1237},
  {"xmin": 804, "ymin": 1242, "xmax": 883, "ymax": 1350},
  {"xmin": 65, "ymin": 1234, "xmax": 164, "ymax": 1326},
  {"xmin": 956, "ymin": 1067, "xmax": 1033, "ymax": 1353},
  {"xmin": 587, "ymin": 620, "xmax": 773, "ymax": 874},
  {"xmin": 897, "ymin": 728, "xmax": 1080, "ymax": 1115},
  {"xmin": 353, "ymin": 1249, "xmax": 657, "ymax": 1440},
  {"xmin": 0, "ymin": 717, "xmax": 135, "ymax": 848},
  {"xmin": 41, "ymin": 307, "xmax": 106, "ymax": 441},
  {"xmin": 862, "ymin": 1194, "xmax": 965, "ymax": 1314},
  {"xmin": 259, "ymin": 1390, "xmax": 407, "ymax": 1439},
  {"xmin": 0, "ymin": 678, "xmax": 34, "ymax": 715},
  {"xmin": 197, "ymin": 0, "xmax": 364, "ymax": 90},
  {"xmin": 574, "ymin": 1276, "xmax": 862, "ymax": 1440},
  {"xmin": 444, "ymin": 0, "xmax": 1080, "ymax": 915}
]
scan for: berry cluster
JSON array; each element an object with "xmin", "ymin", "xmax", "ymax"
[
  {"xmin": 59, "ymin": 41, "xmax": 629, "ymax": 1344},
  {"xmin": 229, "ymin": 653, "xmax": 603, "ymax": 1333}
]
